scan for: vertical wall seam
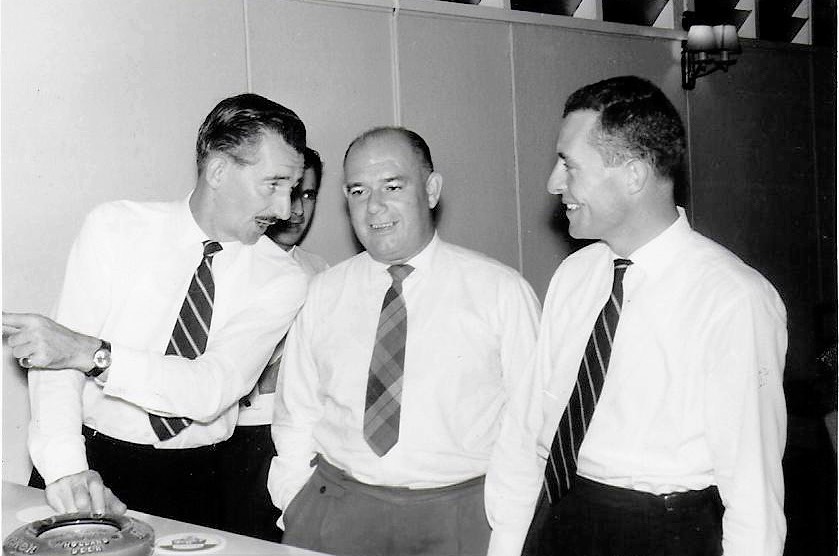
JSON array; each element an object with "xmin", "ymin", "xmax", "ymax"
[
  {"xmin": 684, "ymin": 90, "xmax": 695, "ymax": 227},
  {"xmin": 390, "ymin": 0, "xmax": 402, "ymax": 125},
  {"xmin": 807, "ymin": 51, "xmax": 823, "ymax": 301},
  {"xmin": 243, "ymin": 0, "xmax": 253, "ymax": 92},
  {"xmin": 508, "ymin": 23, "xmax": 524, "ymax": 274}
]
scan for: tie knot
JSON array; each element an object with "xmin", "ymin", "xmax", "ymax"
[
  {"xmin": 388, "ymin": 264, "xmax": 414, "ymax": 283},
  {"xmin": 203, "ymin": 241, "xmax": 223, "ymax": 258},
  {"xmin": 613, "ymin": 258, "xmax": 632, "ymax": 272}
]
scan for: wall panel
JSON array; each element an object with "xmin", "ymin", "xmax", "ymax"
[
  {"xmin": 688, "ymin": 45, "xmax": 818, "ymax": 378},
  {"xmin": 1, "ymin": 0, "xmax": 248, "ymax": 483},
  {"xmin": 248, "ymin": 0, "xmax": 395, "ymax": 265},
  {"xmin": 398, "ymin": 13, "xmax": 520, "ymax": 270}
]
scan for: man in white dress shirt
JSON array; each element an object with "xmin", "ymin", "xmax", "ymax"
[
  {"xmin": 3, "ymin": 93, "xmax": 309, "ymax": 528},
  {"xmin": 219, "ymin": 146, "xmax": 328, "ymax": 540},
  {"xmin": 268, "ymin": 126, "xmax": 541, "ymax": 556},
  {"xmin": 484, "ymin": 76, "xmax": 788, "ymax": 556}
]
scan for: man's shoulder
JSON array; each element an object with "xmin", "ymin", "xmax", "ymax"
[
  {"xmin": 683, "ymin": 230, "xmax": 779, "ymax": 295},
  {"xmin": 85, "ymin": 198, "xmax": 181, "ymax": 228},
  {"xmin": 293, "ymin": 246, "xmax": 330, "ymax": 276},
  {"xmin": 434, "ymin": 239, "xmax": 528, "ymax": 282},
  {"xmin": 311, "ymin": 251, "xmax": 364, "ymax": 283}
]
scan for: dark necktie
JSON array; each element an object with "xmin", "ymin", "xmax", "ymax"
[
  {"xmin": 149, "ymin": 240, "xmax": 223, "ymax": 441},
  {"xmin": 544, "ymin": 258, "xmax": 633, "ymax": 503},
  {"xmin": 364, "ymin": 264, "xmax": 414, "ymax": 457}
]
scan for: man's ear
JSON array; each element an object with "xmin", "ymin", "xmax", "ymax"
[
  {"xmin": 205, "ymin": 155, "xmax": 227, "ymax": 189},
  {"xmin": 625, "ymin": 158, "xmax": 650, "ymax": 196},
  {"xmin": 425, "ymin": 172, "xmax": 443, "ymax": 209}
]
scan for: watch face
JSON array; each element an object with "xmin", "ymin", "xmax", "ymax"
[{"xmin": 93, "ymin": 349, "xmax": 111, "ymax": 368}]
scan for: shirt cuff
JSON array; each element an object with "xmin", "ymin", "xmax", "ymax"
[{"xmin": 487, "ymin": 528, "xmax": 529, "ymax": 556}]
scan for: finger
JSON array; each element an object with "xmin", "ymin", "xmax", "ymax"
[
  {"xmin": 45, "ymin": 483, "xmax": 73, "ymax": 514},
  {"xmin": 104, "ymin": 487, "xmax": 128, "ymax": 515},
  {"xmin": 86, "ymin": 473, "xmax": 107, "ymax": 514},
  {"xmin": 3, "ymin": 324, "xmax": 22, "ymax": 336},
  {"xmin": 71, "ymin": 478, "xmax": 94, "ymax": 512}
]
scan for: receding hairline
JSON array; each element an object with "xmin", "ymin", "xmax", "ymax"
[{"xmin": 343, "ymin": 127, "xmax": 434, "ymax": 176}]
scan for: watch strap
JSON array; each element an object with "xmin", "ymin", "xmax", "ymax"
[{"xmin": 85, "ymin": 340, "xmax": 111, "ymax": 378}]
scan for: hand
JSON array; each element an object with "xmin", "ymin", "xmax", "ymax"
[
  {"xmin": 2, "ymin": 312, "xmax": 99, "ymax": 371},
  {"xmin": 45, "ymin": 470, "xmax": 127, "ymax": 515}
]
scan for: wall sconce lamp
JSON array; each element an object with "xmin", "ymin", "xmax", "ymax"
[{"xmin": 681, "ymin": 24, "xmax": 741, "ymax": 90}]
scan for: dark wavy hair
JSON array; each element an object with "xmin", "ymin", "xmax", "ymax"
[
  {"xmin": 564, "ymin": 76, "xmax": 685, "ymax": 182},
  {"xmin": 195, "ymin": 93, "xmax": 306, "ymax": 172}
]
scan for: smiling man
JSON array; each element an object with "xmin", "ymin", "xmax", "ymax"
[
  {"xmin": 484, "ymin": 76, "xmax": 788, "ymax": 556},
  {"xmin": 4, "ymin": 93, "xmax": 309, "ymax": 529},
  {"xmin": 268, "ymin": 127, "xmax": 540, "ymax": 556}
]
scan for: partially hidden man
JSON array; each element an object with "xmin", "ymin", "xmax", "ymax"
[
  {"xmin": 485, "ymin": 76, "xmax": 788, "ymax": 556},
  {"xmin": 268, "ymin": 127, "xmax": 541, "ymax": 556},
  {"xmin": 219, "ymin": 146, "xmax": 329, "ymax": 541},
  {"xmin": 4, "ymin": 93, "xmax": 310, "ymax": 529}
]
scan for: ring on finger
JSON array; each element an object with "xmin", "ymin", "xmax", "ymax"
[{"xmin": 18, "ymin": 357, "xmax": 32, "ymax": 369}]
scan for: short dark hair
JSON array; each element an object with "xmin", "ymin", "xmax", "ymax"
[
  {"xmin": 196, "ymin": 93, "xmax": 306, "ymax": 172},
  {"xmin": 303, "ymin": 147, "xmax": 323, "ymax": 192},
  {"xmin": 564, "ymin": 76, "xmax": 685, "ymax": 181},
  {"xmin": 343, "ymin": 126, "xmax": 434, "ymax": 176}
]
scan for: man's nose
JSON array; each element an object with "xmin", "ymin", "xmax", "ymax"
[
  {"xmin": 290, "ymin": 195, "xmax": 304, "ymax": 217},
  {"xmin": 546, "ymin": 162, "xmax": 568, "ymax": 195},
  {"xmin": 366, "ymin": 189, "xmax": 385, "ymax": 214},
  {"xmin": 273, "ymin": 190, "xmax": 292, "ymax": 220}
]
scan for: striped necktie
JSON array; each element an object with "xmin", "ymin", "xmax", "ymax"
[
  {"xmin": 149, "ymin": 240, "xmax": 223, "ymax": 441},
  {"xmin": 544, "ymin": 258, "xmax": 633, "ymax": 503},
  {"xmin": 364, "ymin": 264, "xmax": 414, "ymax": 457}
]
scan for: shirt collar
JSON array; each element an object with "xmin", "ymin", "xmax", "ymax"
[
  {"xmin": 176, "ymin": 190, "xmax": 245, "ymax": 255},
  {"xmin": 619, "ymin": 206, "xmax": 692, "ymax": 280},
  {"xmin": 175, "ymin": 191, "xmax": 209, "ymax": 249},
  {"xmin": 366, "ymin": 232, "xmax": 440, "ymax": 280}
]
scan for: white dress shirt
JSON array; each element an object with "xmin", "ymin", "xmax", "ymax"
[
  {"xmin": 28, "ymin": 194, "xmax": 308, "ymax": 485},
  {"xmin": 237, "ymin": 245, "xmax": 329, "ymax": 427},
  {"xmin": 268, "ymin": 234, "xmax": 541, "ymax": 517},
  {"xmin": 485, "ymin": 208, "xmax": 787, "ymax": 556}
]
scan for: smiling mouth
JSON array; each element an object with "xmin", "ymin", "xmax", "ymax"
[
  {"xmin": 369, "ymin": 221, "xmax": 396, "ymax": 231},
  {"xmin": 564, "ymin": 203, "xmax": 580, "ymax": 211}
]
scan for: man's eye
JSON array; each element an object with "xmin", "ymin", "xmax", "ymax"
[{"xmin": 302, "ymin": 192, "xmax": 317, "ymax": 200}]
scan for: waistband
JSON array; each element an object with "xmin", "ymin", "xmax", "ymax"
[
  {"xmin": 574, "ymin": 476, "xmax": 722, "ymax": 512},
  {"xmin": 83, "ymin": 425, "xmax": 220, "ymax": 453},
  {"xmin": 315, "ymin": 456, "xmax": 485, "ymax": 504}
]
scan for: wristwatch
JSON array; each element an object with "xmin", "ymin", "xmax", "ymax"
[{"xmin": 85, "ymin": 340, "xmax": 112, "ymax": 377}]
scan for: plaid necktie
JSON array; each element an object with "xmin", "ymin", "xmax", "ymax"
[
  {"xmin": 149, "ymin": 240, "xmax": 223, "ymax": 441},
  {"xmin": 544, "ymin": 258, "xmax": 632, "ymax": 503},
  {"xmin": 364, "ymin": 264, "xmax": 414, "ymax": 457}
]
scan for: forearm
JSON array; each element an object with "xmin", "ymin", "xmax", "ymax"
[{"xmin": 27, "ymin": 369, "xmax": 89, "ymax": 484}]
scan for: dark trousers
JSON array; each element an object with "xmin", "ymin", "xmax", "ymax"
[
  {"xmin": 283, "ymin": 458, "xmax": 491, "ymax": 556},
  {"xmin": 524, "ymin": 476, "xmax": 724, "ymax": 556},
  {"xmin": 32, "ymin": 426, "xmax": 224, "ymax": 529},
  {"xmin": 216, "ymin": 424, "xmax": 283, "ymax": 543}
]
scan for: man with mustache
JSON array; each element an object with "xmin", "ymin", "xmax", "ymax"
[{"xmin": 4, "ymin": 93, "xmax": 309, "ymax": 529}]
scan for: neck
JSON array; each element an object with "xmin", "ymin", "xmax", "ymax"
[
  {"xmin": 189, "ymin": 183, "xmax": 219, "ymax": 240},
  {"xmin": 607, "ymin": 203, "xmax": 678, "ymax": 257}
]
